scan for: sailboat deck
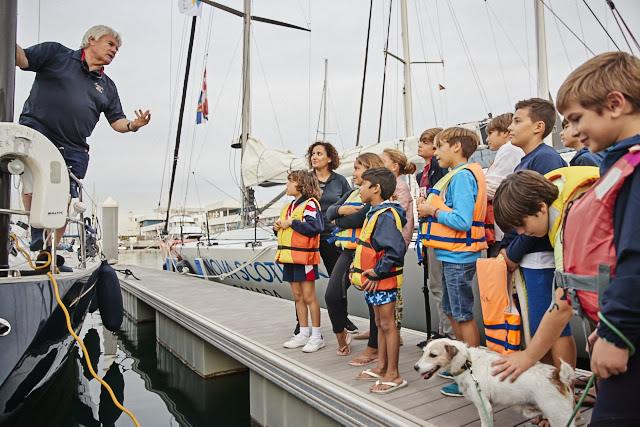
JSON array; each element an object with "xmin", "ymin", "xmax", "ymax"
[{"xmin": 118, "ymin": 265, "xmax": 591, "ymax": 426}]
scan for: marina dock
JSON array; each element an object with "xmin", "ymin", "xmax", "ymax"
[{"xmin": 117, "ymin": 266, "xmax": 593, "ymax": 426}]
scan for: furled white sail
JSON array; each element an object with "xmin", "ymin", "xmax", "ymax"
[
  {"xmin": 242, "ymin": 136, "xmax": 420, "ymax": 187},
  {"xmin": 242, "ymin": 120, "xmax": 488, "ymax": 188}
]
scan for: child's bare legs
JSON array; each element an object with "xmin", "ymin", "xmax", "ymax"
[
  {"xmin": 290, "ymin": 282, "xmax": 308, "ymax": 327},
  {"xmin": 457, "ymin": 319, "xmax": 480, "ymax": 347},
  {"xmin": 371, "ymin": 302, "xmax": 403, "ymax": 391},
  {"xmin": 447, "ymin": 316, "xmax": 462, "ymax": 342},
  {"xmin": 301, "ymin": 280, "xmax": 320, "ymax": 327},
  {"xmin": 551, "ymin": 336, "xmax": 577, "ymax": 368}
]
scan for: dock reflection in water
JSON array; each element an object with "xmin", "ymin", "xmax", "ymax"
[{"xmin": 18, "ymin": 311, "xmax": 249, "ymax": 426}]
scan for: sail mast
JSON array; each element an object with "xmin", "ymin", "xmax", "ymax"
[
  {"xmin": 534, "ymin": 1, "xmax": 561, "ymax": 148},
  {"xmin": 239, "ymin": 0, "xmax": 253, "ymax": 226},
  {"xmin": 534, "ymin": 0, "xmax": 550, "ymax": 101},
  {"xmin": 400, "ymin": 0, "xmax": 414, "ymax": 138},
  {"xmin": 0, "ymin": 0, "xmax": 17, "ymax": 275}
]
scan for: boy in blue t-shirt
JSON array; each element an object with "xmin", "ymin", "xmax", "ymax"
[
  {"xmin": 417, "ymin": 127, "xmax": 487, "ymax": 397},
  {"xmin": 500, "ymin": 98, "xmax": 576, "ymax": 372}
]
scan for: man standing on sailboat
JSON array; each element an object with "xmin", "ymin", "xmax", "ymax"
[{"xmin": 15, "ymin": 25, "xmax": 151, "ymax": 251}]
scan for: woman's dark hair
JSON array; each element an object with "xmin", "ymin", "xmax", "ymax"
[{"xmin": 307, "ymin": 141, "xmax": 340, "ymax": 171}]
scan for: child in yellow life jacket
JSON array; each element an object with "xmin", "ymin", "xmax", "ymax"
[
  {"xmin": 274, "ymin": 170, "xmax": 325, "ymax": 353},
  {"xmin": 325, "ymin": 153, "xmax": 385, "ymax": 358},
  {"xmin": 417, "ymin": 127, "xmax": 487, "ymax": 398},
  {"xmin": 351, "ymin": 168, "xmax": 408, "ymax": 395}
]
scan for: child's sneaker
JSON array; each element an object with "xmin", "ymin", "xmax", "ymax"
[
  {"xmin": 283, "ymin": 334, "xmax": 309, "ymax": 349},
  {"xmin": 438, "ymin": 370, "xmax": 454, "ymax": 380},
  {"xmin": 440, "ymin": 382, "xmax": 463, "ymax": 397},
  {"xmin": 301, "ymin": 336, "xmax": 326, "ymax": 353}
]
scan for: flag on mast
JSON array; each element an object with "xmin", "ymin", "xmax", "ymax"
[
  {"xmin": 178, "ymin": 0, "xmax": 202, "ymax": 16},
  {"xmin": 196, "ymin": 68, "xmax": 209, "ymax": 124}
]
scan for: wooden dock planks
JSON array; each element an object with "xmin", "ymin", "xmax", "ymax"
[{"xmin": 118, "ymin": 265, "xmax": 591, "ymax": 427}]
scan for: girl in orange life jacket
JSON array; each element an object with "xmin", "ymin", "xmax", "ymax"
[
  {"xmin": 274, "ymin": 170, "xmax": 326, "ymax": 353},
  {"xmin": 352, "ymin": 168, "xmax": 408, "ymax": 394},
  {"xmin": 325, "ymin": 153, "xmax": 385, "ymax": 357}
]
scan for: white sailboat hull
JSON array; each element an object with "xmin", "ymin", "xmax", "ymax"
[{"xmin": 173, "ymin": 231, "xmax": 588, "ymax": 358}]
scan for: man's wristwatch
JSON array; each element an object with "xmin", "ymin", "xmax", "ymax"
[{"xmin": 127, "ymin": 121, "xmax": 138, "ymax": 132}]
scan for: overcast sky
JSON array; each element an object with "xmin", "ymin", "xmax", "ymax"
[{"xmin": 13, "ymin": 0, "xmax": 640, "ymax": 217}]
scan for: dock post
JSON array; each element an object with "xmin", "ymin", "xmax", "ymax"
[{"xmin": 102, "ymin": 196, "xmax": 118, "ymax": 263}]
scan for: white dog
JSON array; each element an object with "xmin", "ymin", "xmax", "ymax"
[{"xmin": 414, "ymin": 339, "xmax": 575, "ymax": 427}]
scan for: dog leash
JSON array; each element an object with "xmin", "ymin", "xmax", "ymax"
[
  {"xmin": 566, "ymin": 312, "xmax": 636, "ymax": 427},
  {"xmin": 454, "ymin": 360, "xmax": 494, "ymax": 427}
]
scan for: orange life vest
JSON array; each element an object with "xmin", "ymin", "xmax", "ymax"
[
  {"xmin": 350, "ymin": 206, "xmax": 404, "ymax": 291},
  {"xmin": 419, "ymin": 163, "xmax": 488, "ymax": 252},
  {"xmin": 476, "ymin": 256, "xmax": 521, "ymax": 354},
  {"xmin": 275, "ymin": 198, "xmax": 321, "ymax": 265}
]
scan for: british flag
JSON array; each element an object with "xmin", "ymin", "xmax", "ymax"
[{"xmin": 196, "ymin": 68, "xmax": 208, "ymax": 124}]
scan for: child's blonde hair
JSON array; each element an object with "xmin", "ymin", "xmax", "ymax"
[
  {"xmin": 287, "ymin": 170, "xmax": 321, "ymax": 199},
  {"xmin": 486, "ymin": 113, "xmax": 513, "ymax": 134},
  {"xmin": 419, "ymin": 127, "xmax": 443, "ymax": 144},
  {"xmin": 435, "ymin": 127, "xmax": 480, "ymax": 159},
  {"xmin": 355, "ymin": 152, "xmax": 385, "ymax": 170},
  {"xmin": 557, "ymin": 52, "xmax": 640, "ymax": 114},
  {"xmin": 383, "ymin": 148, "xmax": 417, "ymax": 175}
]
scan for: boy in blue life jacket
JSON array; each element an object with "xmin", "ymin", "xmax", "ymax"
[
  {"xmin": 417, "ymin": 127, "xmax": 488, "ymax": 397},
  {"xmin": 351, "ymin": 167, "xmax": 408, "ymax": 395},
  {"xmin": 492, "ymin": 52, "xmax": 640, "ymax": 427}
]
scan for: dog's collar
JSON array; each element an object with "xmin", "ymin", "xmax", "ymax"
[{"xmin": 450, "ymin": 359, "xmax": 473, "ymax": 377}]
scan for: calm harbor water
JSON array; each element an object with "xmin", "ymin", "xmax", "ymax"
[{"xmin": 23, "ymin": 249, "xmax": 250, "ymax": 427}]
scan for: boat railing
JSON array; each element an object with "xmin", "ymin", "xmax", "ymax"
[{"xmin": 0, "ymin": 170, "xmax": 96, "ymax": 275}]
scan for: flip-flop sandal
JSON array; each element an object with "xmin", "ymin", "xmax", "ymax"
[
  {"xmin": 370, "ymin": 379, "xmax": 408, "ymax": 394},
  {"xmin": 348, "ymin": 356, "xmax": 379, "ymax": 367},
  {"xmin": 574, "ymin": 389, "xmax": 597, "ymax": 408},
  {"xmin": 355, "ymin": 369, "xmax": 382, "ymax": 381},
  {"xmin": 337, "ymin": 333, "xmax": 353, "ymax": 356}
]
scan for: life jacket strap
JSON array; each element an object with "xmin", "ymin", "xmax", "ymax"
[
  {"xmin": 277, "ymin": 245, "xmax": 320, "ymax": 253},
  {"xmin": 350, "ymin": 266, "xmax": 403, "ymax": 279}
]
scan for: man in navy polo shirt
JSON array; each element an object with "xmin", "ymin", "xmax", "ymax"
[{"xmin": 16, "ymin": 25, "xmax": 151, "ymax": 251}]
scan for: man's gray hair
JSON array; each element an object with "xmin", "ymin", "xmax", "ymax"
[{"xmin": 80, "ymin": 25, "xmax": 122, "ymax": 49}]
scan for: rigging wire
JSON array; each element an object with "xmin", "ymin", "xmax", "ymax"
[
  {"xmin": 483, "ymin": 1, "xmax": 511, "ymax": 109},
  {"xmin": 251, "ymin": 29, "xmax": 286, "ymax": 148},
  {"xmin": 377, "ymin": 0, "xmax": 394, "ymax": 143},
  {"xmin": 355, "ymin": 0, "xmax": 374, "ymax": 147},
  {"xmin": 327, "ymin": 84, "xmax": 346, "ymax": 148},
  {"xmin": 581, "ymin": 0, "xmax": 620, "ymax": 51},
  {"xmin": 549, "ymin": 0, "xmax": 574, "ymax": 69},
  {"xmin": 434, "ymin": 0, "xmax": 447, "ymax": 124},
  {"xmin": 414, "ymin": 0, "xmax": 439, "ymax": 126},
  {"xmin": 605, "ymin": 0, "xmax": 636, "ymax": 53},
  {"xmin": 607, "ymin": 1, "xmax": 640, "ymax": 52},
  {"xmin": 158, "ymin": 16, "xmax": 190, "ymax": 209},
  {"xmin": 538, "ymin": 0, "xmax": 596, "ymax": 56},
  {"xmin": 446, "ymin": 1, "xmax": 492, "ymax": 115},
  {"xmin": 575, "ymin": 0, "xmax": 591, "ymax": 57}
]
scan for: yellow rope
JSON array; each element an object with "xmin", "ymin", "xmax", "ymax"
[
  {"xmin": 47, "ymin": 271, "xmax": 141, "ymax": 427},
  {"xmin": 9, "ymin": 233, "xmax": 50, "ymax": 270}
]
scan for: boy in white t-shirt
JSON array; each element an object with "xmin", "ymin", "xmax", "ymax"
[{"xmin": 484, "ymin": 113, "xmax": 524, "ymax": 257}]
